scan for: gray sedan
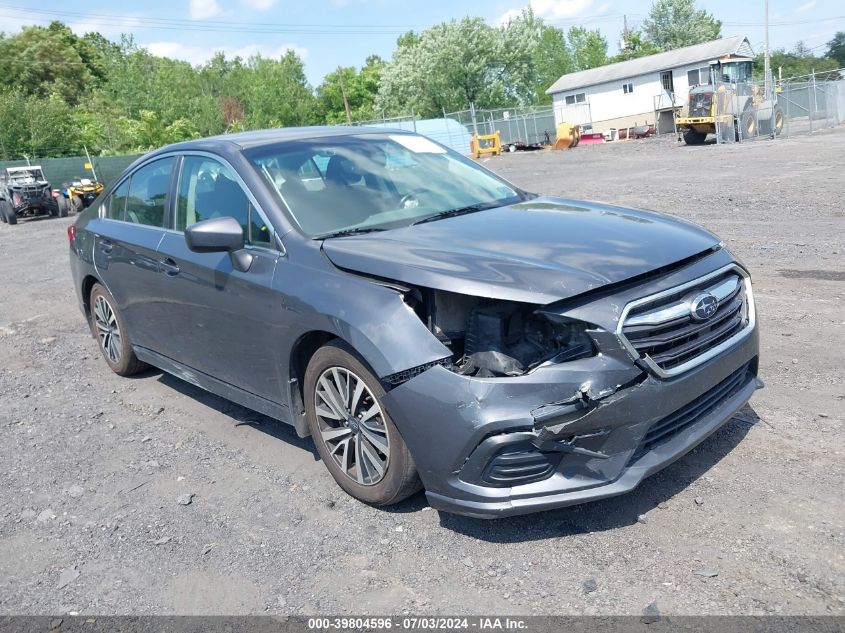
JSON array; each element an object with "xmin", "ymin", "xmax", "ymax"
[{"xmin": 68, "ymin": 128, "xmax": 760, "ymax": 518}]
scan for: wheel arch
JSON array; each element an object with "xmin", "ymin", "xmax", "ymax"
[
  {"xmin": 287, "ymin": 330, "xmax": 339, "ymax": 438},
  {"xmin": 80, "ymin": 273, "xmax": 102, "ymax": 320}
]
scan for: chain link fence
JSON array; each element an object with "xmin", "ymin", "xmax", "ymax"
[
  {"xmin": 443, "ymin": 106, "xmax": 556, "ymax": 148},
  {"xmin": 685, "ymin": 68, "xmax": 844, "ymax": 145},
  {"xmin": 351, "ymin": 106, "xmax": 557, "ymax": 151}
]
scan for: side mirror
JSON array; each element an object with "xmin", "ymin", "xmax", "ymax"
[{"xmin": 184, "ymin": 216, "xmax": 253, "ymax": 272}]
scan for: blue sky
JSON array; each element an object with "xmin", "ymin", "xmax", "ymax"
[{"xmin": 1, "ymin": 0, "xmax": 843, "ymax": 85}]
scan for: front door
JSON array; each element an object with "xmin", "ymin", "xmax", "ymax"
[{"xmin": 154, "ymin": 154, "xmax": 285, "ymax": 402}]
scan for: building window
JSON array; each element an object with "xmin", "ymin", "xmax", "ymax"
[
  {"xmin": 687, "ymin": 67, "xmax": 711, "ymax": 86},
  {"xmin": 622, "ymin": 82, "xmax": 633, "ymax": 94},
  {"xmin": 564, "ymin": 92, "xmax": 586, "ymax": 105}
]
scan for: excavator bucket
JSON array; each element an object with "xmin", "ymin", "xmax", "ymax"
[{"xmin": 553, "ymin": 122, "xmax": 580, "ymax": 150}]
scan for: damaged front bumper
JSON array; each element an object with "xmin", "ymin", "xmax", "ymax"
[{"xmin": 381, "ymin": 324, "xmax": 760, "ymax": 519}]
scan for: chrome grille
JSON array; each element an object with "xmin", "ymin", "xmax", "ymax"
[{"xmin": 618, "ymin": 264, "xmax": 754, "ymax": 378}]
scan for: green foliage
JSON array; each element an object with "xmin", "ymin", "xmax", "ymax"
[
  {"xmin": 826, "ymin": 32, "xmax": 845, "ymax": 67},
  {"xmin": 754, "ymin": 43, "xmax": 839, "ymax": 80},
  {"xmin": 642, "ymin": 0, "xmax": 721, "ymax": 51},
  {"xmin": 376, "ymin": 15, "xmax": 537, "ymax": 117},
  {"xmin": 612, "ymin": 31, "xmax": 663, "ymax": 62},
  {"xmin": 0, "ymin": 91, "xmax": 79, "ymax": 159},
  {"xmin": 316, "ymin": 55, "xmax": 385, "ymax": 123},
  {"xmin": 566, "ymin": 26, "xmax": 609, "ymax": 71},
  {"xmin": 0, "ymin": 21, "xmax": 105, "ymax": 105},
  {"xmin": 531, "ymin": 24, "xmax": 572, "ymax": 104},
  {"xmin": 0, "ymin": 23, "xmax": 316, "ymax": 160}
]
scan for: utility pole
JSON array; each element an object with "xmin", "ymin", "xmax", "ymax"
[
  {"xmin": 337, "ymin": 67, "xmax": 353, "ymax": 125},
  {"xmin": 623, "ymin": 15, "xmax": 629, "ymax": 49},
  {"xmin": 764, "ymin": 0, "xmax": 771, "ymax": 95}
]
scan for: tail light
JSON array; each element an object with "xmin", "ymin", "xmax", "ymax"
[{"xmin": 67, "ymin": 225, "xmax": 76, "ymax": 243}]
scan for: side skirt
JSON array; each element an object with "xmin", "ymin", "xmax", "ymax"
[{"xmin": 133, "ymin": 346, "xmax": 300, "ymax": 432}]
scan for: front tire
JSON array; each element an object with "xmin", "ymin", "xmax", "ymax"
[
  {"xmin": 683, "ymin": 127, "xmax": 707, "ymax": 145},
  {"xmin": 88, "ymin": 283, "xmax": 147, "ymax": 376},
  {"xmin": 1, "ymin": 200, "xmax": 17, "ymax": 225},
  {"xmin": 304, "ymin": 341, "xmax": 421, "ymax": 506}
]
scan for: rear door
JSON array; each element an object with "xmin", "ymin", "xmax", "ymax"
[
  {"xmin": 90, "ymin": 157, "xmax": 175, "ymax": 353},
  {"xmin": 154, "ymin": 153, "xmax": 285, "ymax": 401}
]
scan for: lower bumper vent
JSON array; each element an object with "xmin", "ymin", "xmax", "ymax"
[{"xmin": 631, "ymin": 363, "xmax": 752, "ymax": 462}]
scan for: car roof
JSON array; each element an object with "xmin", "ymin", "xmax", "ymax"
[{"xmin": 162, "ymin": 126, "xmax": 408, "ymax": 152}]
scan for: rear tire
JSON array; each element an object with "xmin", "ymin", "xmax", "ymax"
[
  {"xmin": 71, "ymin": 195, "xmax": 84, "ymax": 213},
  {"xmin": 683, "ymin": 127, "xmax": 707, "ymax": 145},
  {"xmin": 304, "ymin": 341, "xmax": 422, "ymax": 507},
  {"xmin": 88, "ymin": 283, "xmax": 148, "ymax": 376},
  {"xmin": 2, "ymin": 200, "xmax": 17, "ymax": 225},
  {"xmin": 57, "ymin": 196, "xmax": 70, "ymax": 218}
]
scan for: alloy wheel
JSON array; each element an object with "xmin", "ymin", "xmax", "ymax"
[
  {"xmin": 314, "ymin": 366, "xmax": 390, "ymax": 486},
  {"xmin": 94, "ymin": 295, "xmax": 122, "ymax": 364}
]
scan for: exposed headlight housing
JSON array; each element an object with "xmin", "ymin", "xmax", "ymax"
[{"xmin": 457, "ymin": 304, "xmax": 595, "ymax": 377}]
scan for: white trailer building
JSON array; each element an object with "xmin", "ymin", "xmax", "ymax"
[{"xmin": 547, "ymin": 36, "xmax": 755, "ymax": 135}]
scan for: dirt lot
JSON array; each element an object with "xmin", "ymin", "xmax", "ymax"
[{"xmin": 1, "ymin": 130, "xmax": 843, "ymax": 617}]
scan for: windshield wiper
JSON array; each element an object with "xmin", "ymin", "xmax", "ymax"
[
  {"xmin": 411, "ymin": 201, "xmax": 504, "ymax": 226},
  {"xmin": 316, "ymin": 227, "xmax": 385, "ymax": 240}
]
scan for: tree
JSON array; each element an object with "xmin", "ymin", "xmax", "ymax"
[
  {"xmin": 0, "ymin": 22, "xmax": 106, "ymax": 105},
  {"xmin": 754, "ymin": 42, "xmax": 839, "ymax": 80},
  {"xmin": 531, "ymin": 25, "xmax": 572, "ymax": 103},
  {"xmin": 826, "ymin": 31, "xmax": 845, "ymax": 67},
  {"xmin": 376, "ymin": 15, "xmax": 539, "ymax": 117},
  {"xmin": 316, "ymin": 55, "xmax": 385, "ymax": 123},
  {"xmin": 567, "ymin": 26, "xmax": 608, "ymax": 71},
  {"xmin": 613, "ymin": 31, "xmax": 662, "ymax": 62},
  {"xmin": 642, "ymin": 0, "xmax": 721, "ymax": 51}
]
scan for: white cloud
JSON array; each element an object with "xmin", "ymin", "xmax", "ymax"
[
  {"xmin": 497, "ymin": 0, "xmax": 595, "ymax": 25},
  {"xmin": 794, "ymin": 0, "xmax": 816, "ymax": 13},
  {"xmin": 144, "ymin": 41, "xmax": 308, "ymax": 65},
  {"xmin": 189, "ymin": 0, "xmax": 223, "ymax": 20},
  {"xmin": 241, "ymin": 0, "xmax": 279, "ymax": 9}
]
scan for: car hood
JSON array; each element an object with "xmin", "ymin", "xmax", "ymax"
[{"xmin": 321, "ymin": 197, "xmax": 720, "ymax": 305}]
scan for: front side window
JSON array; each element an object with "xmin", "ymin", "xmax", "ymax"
[
  {"xmin": 247, "ymin": 133, "xmax": 522, "ymax": 238},
  {"xmin": 176, "ymin": 155, "xmax": 271, "ymax": 246},
  {"xmin": 124, "ymin": 157, "xmax": 173, "ymax": 227}
]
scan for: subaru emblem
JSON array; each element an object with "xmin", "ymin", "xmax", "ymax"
[{"xmin": 690, "ymin": 292, "xmax": 719, "ymax": 321}]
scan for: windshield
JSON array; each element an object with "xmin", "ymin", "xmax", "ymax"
[
  {"xmin": 7, "ymin": 168, "xmax": 45, "ymax": 184},
  {"xmin": 246, "ymin": 133, "xmax": 521, "ymax": 237}
]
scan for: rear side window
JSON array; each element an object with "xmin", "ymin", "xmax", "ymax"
[
  {"xmin": 124, "ymin": 158, "xmax": 174, "ymax": 227},
  {"xmin": 107, "ymin": 179, "xmax": 129, "ymax": 220}
]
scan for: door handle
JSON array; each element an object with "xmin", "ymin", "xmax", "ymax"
[
  {"xmin": 98, "ymin": 239, "xmax": 113, "ymax": 254},
  {"xmin": 159, "ymin": 258, "xmax": 181, "ymax": 276}
]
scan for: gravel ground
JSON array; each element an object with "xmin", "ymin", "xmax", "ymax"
[{"xmin": 0, "ymin": 129, "xmax": 843, "ymax": 617}]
